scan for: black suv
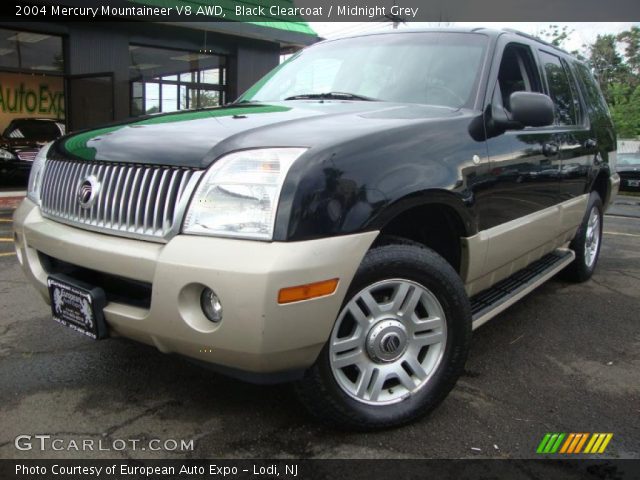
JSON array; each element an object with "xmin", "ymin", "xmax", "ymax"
[{"xmin": 15, "ymin": 29, "xmax": 618, "ymax": 430}]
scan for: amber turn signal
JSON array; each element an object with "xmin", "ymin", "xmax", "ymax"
[{"xmin": 278, "ymin": 278, "xmax": 339, "ymax": 304}]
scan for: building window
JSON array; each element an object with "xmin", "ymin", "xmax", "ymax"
[
  {"xmin": 129, "ymin": 45, "xmax": 225, "ymax": 116},
  {"xmin": 0, "ymin": 27, "xmax": 64, "ymax": 73}
]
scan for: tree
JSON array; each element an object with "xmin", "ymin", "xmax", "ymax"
[
  {"xmin": 539, "ymin": 24, "xmax": 585, "ymax": 60},
  {"xmin": 608, "ymin": 84, "xmax": 640, "ymax": 138},
  {"xmin": 540, "ymin": 24, "xmax": 573, "ymax": 48},
  {"xmin": 617, "ymin": 26, "xmax": 640, "ymax": 80},
  {"xmin": 588, "ymin": 34, "xmax": 629, "ymax": 102}
]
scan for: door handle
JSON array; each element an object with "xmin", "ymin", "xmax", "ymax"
[
  {"xmin": 584, "ymin": 138, "xmax": 598, "ymax": 149},
  {"xmin": 542, "ymin": 142, "xmax": 559, "ymax": 157}
]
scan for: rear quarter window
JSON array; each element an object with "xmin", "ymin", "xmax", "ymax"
[{"xmin": 573, "ymin": 62, "xmax": 611, "ymax": 121}]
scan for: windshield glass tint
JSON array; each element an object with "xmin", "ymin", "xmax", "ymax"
[{"xmin": 244, "ymin": 32, "xmax": 488, "ymax": 109}]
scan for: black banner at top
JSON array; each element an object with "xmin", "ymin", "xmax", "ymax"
[{"xmin": 2, "ymin": 0, "xmax": 640, "ymax": 22}]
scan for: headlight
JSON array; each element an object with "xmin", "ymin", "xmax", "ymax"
[
  {"xmin": 183, "ymin": 148, "xmax": 307, "ymax": 240},
  {"xmin": 27, "ymin": 142, "xmax": 52, "ymax": 205},
  {"xmin": 0, "ymin": 148, "xmax": 15, "ymax": 160}
]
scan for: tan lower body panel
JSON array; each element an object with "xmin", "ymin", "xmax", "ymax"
[
  {"xmin": 462, "ymin": 194, "xmax": 588, "ymax": 296},
  {"xmin": 13, "ymin": 199, "xmax": 379, "ymax": 374}
]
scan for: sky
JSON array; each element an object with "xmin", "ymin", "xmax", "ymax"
[{"xmin": 308, "ymin": 22, "xmax": 639, "ymax": 55}]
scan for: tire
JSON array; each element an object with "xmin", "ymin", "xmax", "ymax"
[
  {"xmin": 561, "ymin": 192, "xmax": 603, "ymax": 283},
  {"xmin": 295, "ymin": 239, "xmax": 472, "ymax": 430}
]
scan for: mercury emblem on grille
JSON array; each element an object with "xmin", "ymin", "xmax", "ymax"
[{"xmin": 77, "ymin": 176, "xmax": 100, "ymax": 209}]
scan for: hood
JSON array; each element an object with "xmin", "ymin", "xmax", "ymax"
[{"xmin": 53, "ymin": 101, "xmax": 463, "ymax": 168}]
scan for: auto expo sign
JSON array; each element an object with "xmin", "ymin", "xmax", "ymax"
[{"xmin": 0, "ymin": 72, "xmax": 64, "ymax": 126}]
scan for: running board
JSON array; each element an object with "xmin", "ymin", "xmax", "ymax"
[{"xmin": 471, "ymin": 249, "xmax": 575, "ymax": 330}]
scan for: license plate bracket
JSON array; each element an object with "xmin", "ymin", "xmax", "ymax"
[{"xmin": 47, "ymin": 274, "xmax": 108, "ymax": 340}]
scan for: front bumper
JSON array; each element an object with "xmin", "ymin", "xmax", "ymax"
[{"xmin": 13, "ymin": 199, "xmax": 377, "ymax": 380}]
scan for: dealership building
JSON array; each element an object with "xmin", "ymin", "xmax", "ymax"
[{"xmin": 0, "ymin": 2, "xmax": 317, "ymax": 134}]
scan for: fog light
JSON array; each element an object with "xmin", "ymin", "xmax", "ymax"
[{"xmin": 201, "ymin": 288, "xmax": 223, "ymax": 323}]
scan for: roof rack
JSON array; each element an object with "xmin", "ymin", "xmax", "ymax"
[{"xmin": 502, "ymin": 28, "xmax": 570, "ymax": 55}]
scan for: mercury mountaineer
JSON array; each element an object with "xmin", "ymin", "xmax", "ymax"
[{"xmin": 14, "ymin": 28, "xmax": 618, "ymax": 429}]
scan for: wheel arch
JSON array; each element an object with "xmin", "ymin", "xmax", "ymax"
[{"xmin": 368, "ymin": 190, "xmax": 475, "ymax": 274}]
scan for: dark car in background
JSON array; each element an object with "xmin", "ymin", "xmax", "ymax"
[
  {"xmin": 617, "ymin": 152, "xmax": 640, "ymax": 191},
  {"xmin": 0, "ymin": 118, "xmax": 65, "ymax": 182}
]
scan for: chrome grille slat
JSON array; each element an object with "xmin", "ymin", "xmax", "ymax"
[
  {"xmin": 162, "ymin": 169, "xmax": 180, "ymax": 233},
  {"xmin": 143, "ymin": 168, "xmax": 160, "ymax": 234},
  {"xmin": 111, "ymin": 165, "xmax": 126, "ymax": 227},
  {"xmin": 61, "ymin": 161, "xmax": 77, "ymax": 218},
  {"xmin": 126, "ymin": 166, "xmax": 142, "ymax": 231},
  {"xmin": 40, "ymin": 159, "xmax": 201, "ymax": 242},
  {"xmin": 118, "ymin": 166, "xmax": 134, "ymax": 227},
  {"xmin": 153, "ymin": 168, "xmax": 169, "ymax": 235}
]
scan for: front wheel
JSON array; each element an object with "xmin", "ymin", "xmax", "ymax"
[
  {"xmin": 562, "ymin": 192, "xmax": 603, "ymax": 282},
  {"xmin": 295, "ymin": 241, "xmax": 472, "ymax": 430}
]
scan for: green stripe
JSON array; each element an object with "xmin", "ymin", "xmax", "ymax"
[
  {"xmin": 549, "ymin": 433, "xmax": 566, "ymax": 453},
  {"xmin": 543, "ymin": 434, "xmax": 559, "ymax": 453},
  {"xmin": 536, "ymin": 433, "xmax": 552, "ymax": 453}
]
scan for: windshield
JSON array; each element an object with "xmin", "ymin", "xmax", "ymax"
[
  {"xmin": 3, "ymin": 120, "xmax": 62, "ymax": 140},
  {"xmin": 618, "ymin": 153, "xmax": 640, "ymax": 165},
  {"xmin": 241, "ymin": 32, "xmax": 489, "ymax": 109}
]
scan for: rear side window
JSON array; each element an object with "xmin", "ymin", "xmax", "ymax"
[
  {"xmin": 573, "ymin": 62, "xmax": 610, "ymax": 120},
  {"xmin": 539, "ymin": 51, "xmax": 579, "ymax": 126}
]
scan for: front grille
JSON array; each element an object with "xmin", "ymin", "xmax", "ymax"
[
  {"xmin": 16, "ymin": 150, "xmax": 37, "ymax": 161},
  {"xmin": 40, "ymin": 158, "xmax": 202, "ymax": 242}
]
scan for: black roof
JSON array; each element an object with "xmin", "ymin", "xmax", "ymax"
[{"xmin": 319, "ymin": 27, "xmax": 574, "ymax": 59}]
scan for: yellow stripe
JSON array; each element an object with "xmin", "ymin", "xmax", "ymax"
[
  {"xmin": 0, "ymin": 252, "xmax": 16, "ymax": 257},
  {"xmin": 567, "ymin": 434, "xmax": 582, "ymax": 454},
  {"xmin": 584, "ymin": 434, "xmax": 599, "ymax": 454},
  {"xmin": 597, "ymin": 434, "xmax": 613, "ymax": 454},
  {"xmin": 591, "ymin": 434, "xmax": 606, "ymax": 453},
  {"xmin": 0, "ymin": 218, "xmax": 12, "ymax": 222},
  {"xmin": 560, "ymin": 434, "xmax": 575, "ymax": 453},
  {"xmin": 574, "ymin": 433, "xmax": 589, "ymax": 453},
  {"xmin": 0, "ymin": 238, "xmax": 13, "ymax": 242}
]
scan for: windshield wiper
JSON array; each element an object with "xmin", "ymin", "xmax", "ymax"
[{"xmin": 284, "ymin": 92, "xmax": 377, "ymax": 101}]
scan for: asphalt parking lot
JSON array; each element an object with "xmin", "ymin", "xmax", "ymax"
[{"xmin": 1, "ymin": 197, "xmax": 639, "ymax": 460}]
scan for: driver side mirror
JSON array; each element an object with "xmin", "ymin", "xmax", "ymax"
[
  {"xmin": 509, "ymin": 92, "xmax": 555, "ymax": 128},
  {"xmin": 489, "ymin": 91, "xmax": 555, "ymax": 133}
]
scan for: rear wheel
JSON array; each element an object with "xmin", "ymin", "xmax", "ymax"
[
  {"xmin": 295, "ymin": 240, "xmax": 471, "ymax": 430},
  {"xmin": 562, "ymin": 192, "xmax": 603, "ymax": 282}
]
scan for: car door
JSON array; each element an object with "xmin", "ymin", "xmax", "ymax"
[
  {"xmin": 537, "ymin": 50, "xmax": 594, "ymax": 201},
  {"xmin": 477, "ymin": 39, "xmax": 562, "ymax": 232}
]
